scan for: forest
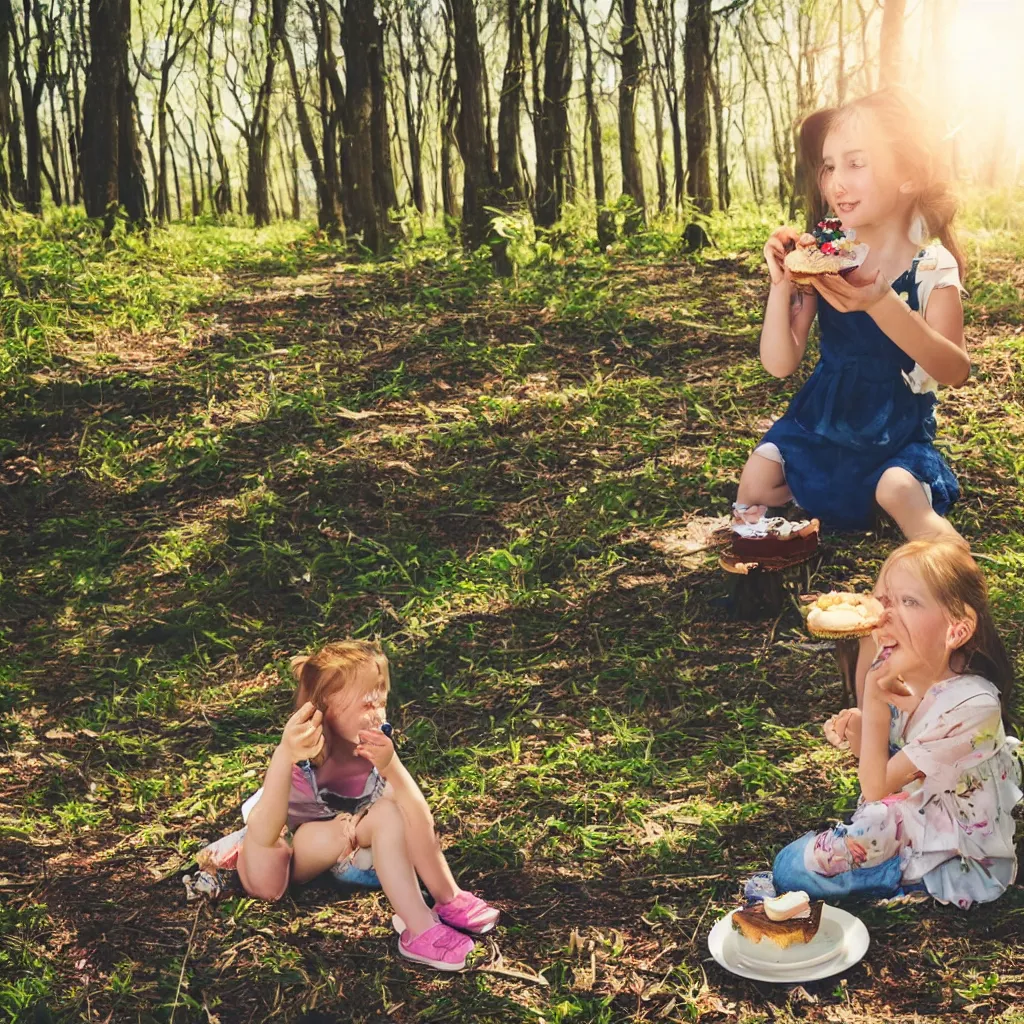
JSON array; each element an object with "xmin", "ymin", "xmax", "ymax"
[{"xmin": 1, "ymin": 0, "xmax": 1023, "ymax": 1022}]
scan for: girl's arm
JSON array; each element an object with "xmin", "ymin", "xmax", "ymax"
[
  {"xmin": 244, "ymin": 745, "xmax": 296, "ymax": 847},
  {"xmin": 858, "ymin": 684, "xmax": 923, "ymax": 803},
  {"xmin": 866, "ymin": 285, "xmax": 969, "ymax": 386},
  {"xmin": 759, "ymin": 227, "xmax": 819, "ymax": 378},
  {"xmin": 760, "ymin": 279, "xmax": 819, "ymax": 378},
  {"xmin": 810, "ymin": 272, "xmax": 969, "ymax": 386},
  {"xmin": 246, "ymin": 703, "xmax": 324, "ymax": 848},
  {"xmin": 356, "ymin": 728, "xmax": 416, "ymax": 792}
]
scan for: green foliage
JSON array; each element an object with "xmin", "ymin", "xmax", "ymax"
[{"xmin": 2, "ymin": 194, "xmax": 1023, "ymax": 1022}]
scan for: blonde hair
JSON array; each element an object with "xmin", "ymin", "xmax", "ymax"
[
  {"xmin": 798, "ymin": 88, "xmax": 966, "ymax": 281},
  {"xmin": 878, "ymin": 541, "xmax": 1014, "ymax": 725},
  {"xmin": 290, "ymin": 640, "xmax": 390, "ymax": 764}
]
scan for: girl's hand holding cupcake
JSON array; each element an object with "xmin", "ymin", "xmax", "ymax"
[{"xmin": 809, "ymin": 265, "xmax": 892, "ymax": 313}]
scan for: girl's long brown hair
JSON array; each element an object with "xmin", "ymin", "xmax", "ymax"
[
  {"xmin": 879, "ymin": 541, "xmax": 1015, "ymax": 728},
  {"xmin": 797, "ymin": 88, "xmax": 967, "ymax": 281}
]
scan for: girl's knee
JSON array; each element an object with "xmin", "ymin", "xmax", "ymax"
[
  {"xmin": 367, "ymin": 796, "xmax": 406, "ymax": 835},
  {"xmin": 874, "ymin": 467, "xmax": 924, "ymax": 513},
  {"xmin": 772, "ymin": 834, "xmax": 814, "ymax": 894},
  {"xmin": 238, "ymin": 838, "xmax": 291, "ymax": 902}
]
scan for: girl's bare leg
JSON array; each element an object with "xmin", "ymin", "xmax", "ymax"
[
  {"xmin": 379, "ymin": 786, "xmax": 459, "ymax": 905},
  {"xmin": 237, "ymin": 837, "xmax": 292, "ymax": 901},
  {"xmin": 736, "ymin": 452, "xmax": 793, "ymax": 511},
  {"xmin": 875, "ymin": 467, "xmax": 967, "ymax": 548},
  {"xmin": 355, "ymin": 798, "xmax": 436, "ymax": 936},
  {"xmin": 291, "ymin": 815, "xmax": 360, "ymax": 884}
]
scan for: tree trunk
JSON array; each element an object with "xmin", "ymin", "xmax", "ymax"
[
  {"xmin": 650, "ymin": 67, "xmax": 667, "ymax": 213},
  {"xmin": 878, "ymin": 0, "xmax": 907, "ymax": 89},
  {"xmin": 0, "ymin": 0, "xmax": 15, "ymax": 207},
  {"xmin": 497, "ymin": 0, "xmax": 527, "ymax": 205},
  {"xmin": 683, "ymin": 0, "xmax": 713, "ymax": 226},
  {"xmin": 572, "ymin": 0, "xmax": 613, "ymax": 247},
  {"xmin": 81, "ymin": 0, "xmax": 120, "ymax": 224},
  {"xmin": 68, "ymin": 0, "xmax": 84, "ymax": 204},
  {"xmin": 9, "ymin": 0, "xmax": 54, "ymax": 214},
  {"xmin": 535, "ymin": 0, "xmax": 571, "ymax": 228},
  {"xmin": 368, "ymin": 12, "xmax": 399, "ymax": 240},
  {"xmin": 116, "ymin": 0, "xmax": 148, "ymax": 229},
  {"xmin": 617, "ymin": 0, "xmax": 645, "ymax": 233},
  {"xmin": 450, "ymin": 0, "xmax": 510, "ymax": 273},
  {"xmin": 247, "ymin": 0, "xmax": 287, "ymax": 229},
  {"xmin": 439, "ymin": 21, "xmax": 458, "ymax": 231},
  {"xmin": 394, "ymin": 5, "xmax": 426, "ymax": 214},
  {"xmin": 340, "ymin": 0, "xmax": 386, "ymax": 252},
  {"xmin": 710, "ymin": 20, "xmax": 729, "ymax": 212},
  {"xmin": 205, "ymin": 0, "xmax": 231, "ymax": 216},
  {"xmin": 155, "ymin": 65, "xmax": 172, "ymax": 222},
  {"xmin": 283, "ymin": 27, "xmax": 339, "ymax": 235},
  {"xmin": 15, "ymin": 68, "xmax": 43, "ymax": 213}
]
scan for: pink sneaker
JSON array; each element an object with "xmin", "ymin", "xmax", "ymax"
[
  {"xmin": 435, "ymin": 891, "xmax": 500, "ymax": 935},
  {"xmin": 398, "ymin": 922, "xmax": 475, "ymax": 971}
]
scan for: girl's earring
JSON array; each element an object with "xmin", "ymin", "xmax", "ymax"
[{"xmin": 909, "ymin": 212, "xmax": 929, "ymax": 247}]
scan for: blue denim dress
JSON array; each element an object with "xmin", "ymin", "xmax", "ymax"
[{"xmin": 759, "ymin": 252, "xmax": 960, "ymax": 529}]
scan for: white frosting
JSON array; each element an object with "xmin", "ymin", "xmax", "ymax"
[
  {"xmin": 764, "ymin": 890, "xmax": 811, "ymax": 921},
  {"xmin": 732, "ymin": 515, "xmax": 811, "ymax": 539}
]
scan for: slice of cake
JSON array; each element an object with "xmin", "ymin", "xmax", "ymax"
[{"xmin": 732, "ymin": 893, "xmax": 824, "ymax": 949}]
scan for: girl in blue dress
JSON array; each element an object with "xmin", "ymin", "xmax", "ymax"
[{"xmin": 735, "ymin": 89, "xmax": 970, "ymax": 547}]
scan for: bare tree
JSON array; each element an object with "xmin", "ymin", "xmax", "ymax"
[
  {"xmin": 340, "ymin": 0, "xmax": 398, "ymax": 252},
  {"xmin": 535, "ymin": 0, "xmax": 571, "ymax": 227},
  {"xmin": 392, "ymin": 0, "xmax": 431, "ymax": 215},
  {"xmin": 709, "ymin": 19, "xmax": 730, "ymax": 212},
  {"xmin": 10, "ymin": 0, "xmax": 56, "ymax": 213},
  {"xmin": 617, "ymin": 0, "xmax": 645, "ymax": 233},
  {"xmin": 878, "ymin": 0, "xmax": 906, "ymax": 88},
  {"xmin": 222, "ymin": 0, "xmax": 288, "ymax": 227},
  {"xmin": 134, "ymin": 0, "xmax": 200, "ymax": 223},
  {"xmin": 642, "ymin": 0, "xmax": 683, "ymax": 210},
  {"xmin": 571, "ymin": 0, "xmax": 613, "ymax": 246},
  {"xmin": 203, "ymin": 0, "xmax": 230, "ymax": 214},
  {"xmin": 448, "ymin": 0, "xmax": 510, "ymax": 272},
  {"xmin": 497, "ymin": 0, "xmax": 527, "ymax": 205},
  {"xmin": 281, "ymin": 5, "xmax": 341, "ymax": 235},
  {"xmin": 81, "ymin": 0, "xmax": 147, "ymax": 231},
  {"xmin": 683, "ymin": 0, "xmax": 713, "ymax": 246}
]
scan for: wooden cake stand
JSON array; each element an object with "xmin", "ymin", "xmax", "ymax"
[{"xmin": 718, "ymin": 545, "xmax": 821, "ymax": 621}]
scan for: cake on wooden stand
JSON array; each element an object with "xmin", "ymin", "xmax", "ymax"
[{"xmin": 718, "ymin": 516, "xmax": 821, "ymax": 620}]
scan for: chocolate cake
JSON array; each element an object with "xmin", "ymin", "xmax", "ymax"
[{"xmin": 730, "ymin": 516, "xmax": 820, "ymax": 569}]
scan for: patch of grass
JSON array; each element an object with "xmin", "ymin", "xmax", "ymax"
[{"xmin": 2, "ymin": 199, "xmax": 1023, "ymax": 1023}]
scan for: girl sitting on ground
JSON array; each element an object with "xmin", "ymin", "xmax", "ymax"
[
  {"xmin": 738, "ymin": 88, "xmax": 969, "ymax": 548},
  {"xmin": 773, "ymin": 541, "xmax": 1021, "ymax": 907},
  {"xmin": 197, "ymin": 640, "xmax": 499, "ymax": 970}
]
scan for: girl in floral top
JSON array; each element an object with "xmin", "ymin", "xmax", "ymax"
[{"xmin": 774, "ymin": 541, "xmax": 1021, "ymax": 907}]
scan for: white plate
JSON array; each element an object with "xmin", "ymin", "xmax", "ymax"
[{"xmin": 708, "ymin": 905, "xmax": 869, "ymax": 983}]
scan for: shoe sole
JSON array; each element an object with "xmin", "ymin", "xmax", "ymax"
[
  {"xmin": 394, "ymin": 911, "xmax": 498, "ymax": 937},
  {"xmin": 452, "ymin": 918, "xmax": 497, "ymax": 935},
  {"xmin": 398, "ymin": 946, "xmax": 467, "ymax": 971}
]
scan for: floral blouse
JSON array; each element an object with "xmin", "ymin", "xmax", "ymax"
[{"xmin": 890, "ymin": 674, "xmax": 1022, "ymax": 907}]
